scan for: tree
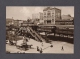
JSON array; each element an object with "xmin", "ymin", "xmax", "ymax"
[{"xmin": 27, "ymin": 19, "xmax": 31, "ymax": 22}]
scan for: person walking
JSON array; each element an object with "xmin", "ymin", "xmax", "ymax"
[
  {"xmin": 61, "ymin": 46, "xmax": 64, "ymax": 51},
  {"xmin": 22, "ymin": 36, "xmax": 28, "ymax": 51},
  {"xmin": 40, "ymin": 48, "xmax": 43, "ymax": 53},
  {"xmin": 37, "ymin": 46, "xmax": 39, "ymax": 51}
]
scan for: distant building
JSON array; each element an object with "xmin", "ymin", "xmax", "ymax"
[
  {"xmin": 43, "ymin": 7, "xmax": 61, "ymax": 24},
  {"xmin": 32, "ymin": 13, "xmax": 40, "ymax": 20},
  {"xmin": 61, "ymin": 15, "xmax": 74, "ymax": 20},
  {"xmin": 23, "ymin": 20, "xmax": 27, "ymax": 23},
  {"xmin": 32, "ymin": 12, "xmax": 44, "ymax": 24},
  {"xmin": 6, "ymin": 18, "xmax": 14, "ymax": 26},
  {"xmin": 39, "ymin": 12, "xmax": 43, "ymax": 20},
  {"xmin": 13, "ymin": 20, "xmax": 23, "ymax": 26},
  {"xmin": 55, "ymin": 15, "xmax": 74, "ymax": 25},
  {"xmin": 55, "ymin": 20, "xmax": 74, "ymax": 25}
]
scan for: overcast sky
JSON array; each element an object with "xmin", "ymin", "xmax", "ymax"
[{"xmin": 6, "ymin": 6, "xmax": 74, "ymax": 20}]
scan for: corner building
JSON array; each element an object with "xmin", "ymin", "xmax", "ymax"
[{"xmin": 43, "ymin": 7, "xmax": 61, "ymax": 24}]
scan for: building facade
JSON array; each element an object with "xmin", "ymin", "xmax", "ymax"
[
  {"xmin": 32, "ymin": 13, "xmax": 40, "ymax": 20},
  {"xmin": 13, "ymin": 20, "xmax": 23, "ymax": 26},
  {"xmin": 43, "ymin": 7, "xmax": 61, "ymax": 24},
  {"xmin": 39, "ymin": 12, "xmax": 43, "ymax": 20},
  {"xmin": 61, "ymin": 15, "xmax": 74, "ymax": 20},
  {"xmin": 32, "ymin": 12, "xmax": 44, "ymax": 24},
  {"xmin": 55, "ymin": 15, "xmax": 74, "ymax": 25},
  {"xmin": 32, "ymin": 12, "xmax": 43, "ymax": 20},
  {"xmin": 55, "ymin": 20, "xmax": 74, "ymax": 25}
]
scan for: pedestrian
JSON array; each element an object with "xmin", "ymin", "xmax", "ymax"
[
  {"xmin": 37, "ymin": 46, "xmax": 39, "ymax": 51},
  {"xmin": 61, "ymin": 46, "xmax": 64, "ymax": 51},
  {"xmin": 50, "ymin": 44, "xmax": 53, "ymax": 47},
  {"xmin": 41, "ymin": 42, "xmax": 43, "ymax": 46},
  {"xmin": 40, "ymin": 48, "xmax": 43, "ymax": 53}
]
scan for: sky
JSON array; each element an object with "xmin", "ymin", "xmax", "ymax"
[{"xmin": 6, "ymin": 6, "xmax": 74, "ymax": 20}]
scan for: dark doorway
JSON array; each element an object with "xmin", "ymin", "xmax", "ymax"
[{"xmin": 47, "ymin": 20, "xmax": 51, "ymax": 24}]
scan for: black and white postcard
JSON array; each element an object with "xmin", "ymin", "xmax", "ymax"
[{"xmin": 6, "ymin": 6, "xmax": 74, "ymax": 54}]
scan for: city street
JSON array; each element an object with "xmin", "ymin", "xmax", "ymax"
[{"xmin": 6, "ymin": 39, "xmax": 74, "ymax": 54}]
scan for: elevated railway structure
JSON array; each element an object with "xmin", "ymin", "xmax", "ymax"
[
  {"xmin": 6, "ymin": 23, "xmax": 74, "ymax": 43},
  {"xmin": 37, "ymin": 24, "xmax": 74, "ymax": 37}
]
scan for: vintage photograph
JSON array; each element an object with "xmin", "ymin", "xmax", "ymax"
[{"xmin": 6, "ymin": 6, "xmax": 74, "ymax": 54}]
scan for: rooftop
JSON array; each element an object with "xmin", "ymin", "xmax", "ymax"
[{"xmin": 43, "ymin": 7, "xmax": 61, "ymax": 11}]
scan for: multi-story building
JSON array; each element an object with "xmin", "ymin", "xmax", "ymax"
[
  {"xmin": 39, "ymin": 12, "xmax": 43, "ymax": 20},
  {"xmin": 32, "ymin": 12, "xmax": 43, "ymax": 20},
  {"xmin": 43, "ymin": 7, "xmax": 61, "ymax": 24},
  {"xmin": 32, "ymin": 13, "xmax": 40, "ymax": 20},
  {"xmin": 32, "ymin": 12, "xmax": 44, "ymax": 24}
]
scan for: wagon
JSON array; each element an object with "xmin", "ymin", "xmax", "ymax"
[{"xmin": 16, "ymin": 37, "xmax": 33, "ymax": 51}]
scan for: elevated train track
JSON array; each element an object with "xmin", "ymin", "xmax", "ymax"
[{"xmin": 6, "ymin": 24, "xmax": 74, "ymax": 39}]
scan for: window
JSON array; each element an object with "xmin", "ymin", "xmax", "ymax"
[
  {"xmin": 47, "ymin": 14, "xmax": 51, "ymax": 18},
  {"xmin": 47, "ymin": 20, "xmax": 51, "ymax": 24},
  {"xmin": 48, "ymin": 10, "xmax": 50, "ymax": 12},
  {"xmin": 44, "ymin": 16, "xmax": 46, "ymax": 18},
  {"xmin": 57, "ymin": 13, "xmax": 60, "ymax": 17},
  {"xmin": 52, "ymin": 19, "xmax": 54, "ymax": 22},
  {"xmin": 47, "ymin": 13, "xmax": 51, "ymax": 15},
  {"xmin": 52, "ymin": 13, "xmax": 54, "ymax": 14},
  {"xmin": 52, "ymin": 14, "xmax": 54, "ymax": 17},
  {"xmin": 44, "ymin": 12, "xmax": 46, "ymax": 15},
  {"xmin": 44, "ymin": 20, "xmax": 46, "ymax": 23}
]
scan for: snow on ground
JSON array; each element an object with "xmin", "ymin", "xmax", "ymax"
[{"xmin": 6, "ymin": 38, "xmax": 74, "ymax": 54}]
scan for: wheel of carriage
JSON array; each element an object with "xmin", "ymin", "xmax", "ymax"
[
  {"xmin": 21, "ymin": 45, "xmax": 28, "ymax": 51},
  {"xmin": 22, "ymin": 47, "xmax": 28, "ymax": 51}
]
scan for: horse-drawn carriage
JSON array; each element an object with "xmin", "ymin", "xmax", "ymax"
[{"xmin": 15, "ymin": 36, "xmax": 33, "ymax": 51}]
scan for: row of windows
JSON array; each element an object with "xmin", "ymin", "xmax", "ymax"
[
  {"xmin": 44, "ymin": 12, "xmax": 54, "ymax": 15},
  {"xmin": 44, "ymin": 13, "xmax": 60, "ymax": 17},
  {"xmin": 44, "ymin": 15, "xmax": 54, "ymax": 18},
  {"xmin": 44, "ymin": 12, "xmax": 60, "ymax": 15}
]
